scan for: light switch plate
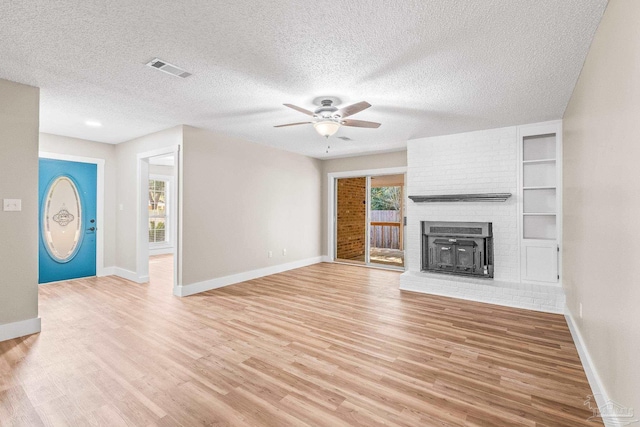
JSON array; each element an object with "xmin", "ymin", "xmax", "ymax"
[{"xmin": 3, "ymin": 199, "xmax": 22, "ymax": 211}]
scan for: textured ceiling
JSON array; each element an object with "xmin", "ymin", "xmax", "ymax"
[{"xmin": 0, "ymin": 0, "xmax": 606, "ymax": 159}]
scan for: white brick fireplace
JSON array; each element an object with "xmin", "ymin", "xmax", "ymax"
[{"xmin": 399, "ymin": 125, "xmax": 565, "ymax": 313}]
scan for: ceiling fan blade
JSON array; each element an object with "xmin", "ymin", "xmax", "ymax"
[
  {"xmin": 338, "ymin": 101, "xmax": 371, "ymax": 118},
  {"xmin": 274, "ymin": 122, "xmax": 312, "ymax": 128},
  {"xmin": 342, "ymin": 119, "xmax": 381, "ymax": 128},
  {"xmin": 283, "ymin": 104, "xmax": 314, "ymax": 116}
]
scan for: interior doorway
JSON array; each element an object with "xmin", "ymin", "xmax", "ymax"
[
  {"xmin": 333, "ymin": 172, "xmax": 405, "ymax": 269},
  {"xmin": 147, "ymin": 154, "xmax": 176, "ymax": 286},
  {"xmin": 137, "ymin": 146, "xmax": 180, "ymax": 292}
]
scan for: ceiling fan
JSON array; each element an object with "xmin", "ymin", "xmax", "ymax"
[{"xmin": 275, "ymin": 98, "xmax": 381, "ymax": 138}]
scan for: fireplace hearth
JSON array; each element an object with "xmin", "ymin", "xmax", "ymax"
[{"xmin": 421, "ymin": 221, "xmax": 493, "ymax": 278}]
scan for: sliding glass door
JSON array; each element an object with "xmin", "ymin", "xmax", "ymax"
[
  {"xmin": 334, "ymin": 174, "xmax": 405, "ymax": 269},
  {"xmin": 369, "ymin": 175, "xmax": 404, "ymax": 267}
]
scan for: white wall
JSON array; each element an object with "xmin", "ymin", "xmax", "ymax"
[
  {"xmin": 563, "ymin": 0, "xmax": 640, "ymax": 415},
  {"xmin": 38, "ymin": 124, "xmax": 322, "ymax": 291},
  {"xmin": 0, "ymin": 79, "xmax": 40, "ymax": 335},
  {"xmin": 39, "ymin": 133, "xmax": 117, "ymax": 269},
  {"xmin": 115, "ymin": 126, "xmax": 183, "ymax": 273},
  {"xmin": 181, "ymin": 126, "xmax": 322, "ymax": 286},
  {"xmin": 405, "ymin": 127, "xmax": 519, "ymax": 280},
  {"xmin": 321, "ymin": 150, "xmax": 407, "ymax": 255}
]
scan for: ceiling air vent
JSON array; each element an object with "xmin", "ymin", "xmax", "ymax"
[{"xmin": 146, "ymin": 58, "xmax": 192, "ymax": 78}]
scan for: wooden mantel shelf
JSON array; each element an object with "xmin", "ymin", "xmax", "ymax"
[{"xmin": 408, "ymin": 193, "xmax": 512, "ymax": 203}]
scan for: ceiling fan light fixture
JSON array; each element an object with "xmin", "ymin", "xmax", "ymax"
[
  {"xmin": 276, "ymin": 99, "xmax": 379, "ymax": 139},
  {"xmin": 313, "ymin": 120, "xmax": 341, "ymax": 138}
]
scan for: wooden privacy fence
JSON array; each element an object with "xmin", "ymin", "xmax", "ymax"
[{"xmin": 370, "ymin": 210, "xmax": 402, "ymax": 249}]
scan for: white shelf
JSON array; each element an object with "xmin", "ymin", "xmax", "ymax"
[
  {"xmin": 523, "ymin": 134, "xmax": 556, "ymax": 161},
  {"xmin": 523, "ymin": 188, "xmax": 556, "ymax": 214},
  {"xmin": 523, "ymin": 215, "xmax": 556, "ymax": 240},
  {"xmin": 523, "ymin": 162, "xmax": 556, "ymax": 187},
  {"xmin": 523, "ymin": 159, "xmax": 556, "ymax": 164},
  {"xmin": 523, "ymin": 186, "xmax": 556, "ymax": 190}
]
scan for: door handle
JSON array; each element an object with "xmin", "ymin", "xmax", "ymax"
[{"xmin": 87, "ymin": 227, "xmax": 96, "ymax": 232}]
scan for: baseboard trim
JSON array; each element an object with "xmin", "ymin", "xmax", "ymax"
[
  {"xmin": 175, "ymin": 256, "xmax": 324, "ymax": 297},
  {"xmin": 321, "ymin": 255, "xmax": 332, "ymax": 263},
  {"xmin": 113, "ymin": 267, "xmax": 149, "ymax": 284},
  {"xmin": 98, "ymin": 266, "xmax": 116, "ymax": 277},
  {"xmin": 0, "ymin": 317, "xmax": 41, "ymax": 343},
  {"xmin": 565, "ymin": 308, "xmax": 619, "ymax": 427}
]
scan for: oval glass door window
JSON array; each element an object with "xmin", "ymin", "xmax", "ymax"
[{"xmin": 43, "ymin": 176, "xmax": 83, "ymax": 262}]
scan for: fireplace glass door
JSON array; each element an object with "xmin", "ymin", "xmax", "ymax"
[
  {"xmin": 454, "ymin": 240, "xmax": 476, "ymax": 274},
  {"xmin": 432, "ymin": 239, "xmax": 454, "ymax": 272}
]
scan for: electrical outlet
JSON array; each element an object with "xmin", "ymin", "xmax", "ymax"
[
  {"xmin": 3, "ymin": 199, "xmax": 21, "ymax": 211},
  {"xmin": 282, "ymin": 248, "xmax": 287, "ymax": 256},
  {"xmin": 268, "ymin": 251, "xmax": 273, "ymax": 258},
  {"xmin": 579, "ymin": 303, "xmax": 583, "ymax": 319}
]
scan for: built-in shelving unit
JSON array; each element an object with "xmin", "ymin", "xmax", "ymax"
[
  {"xmin": 518, "ymin": 122, "xmax": 562, "ymax": 284},
  {"xmin": 522, "ymin": 133, "xmax": 557, "ymax": 240}
]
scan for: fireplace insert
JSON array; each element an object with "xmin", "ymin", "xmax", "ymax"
[{"xmin": 421, "ymin": 221, "xmax": 493, "ymax": 278}]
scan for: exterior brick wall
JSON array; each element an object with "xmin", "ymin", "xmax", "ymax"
[{"xmin": 336, "ymin": 177, "xmax": 366, "ymax": 260}]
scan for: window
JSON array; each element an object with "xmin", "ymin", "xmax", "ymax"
[{"xmin": 149, "ymin": 179, "xmax": 169, "ymax": 244}]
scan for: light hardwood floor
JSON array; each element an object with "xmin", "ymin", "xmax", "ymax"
[{"xmin": 0, "ymin": 259, "xmax": 599, "ymax": 426}]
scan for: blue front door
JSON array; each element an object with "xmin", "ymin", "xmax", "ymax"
[{"xmin": 39, "ymin": 158, "xmax": 97, "ymax": 283}]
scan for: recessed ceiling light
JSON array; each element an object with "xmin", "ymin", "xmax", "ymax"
[{"xmin": 85, "ymin": 120, "xmax": 102, "ymax": 127}]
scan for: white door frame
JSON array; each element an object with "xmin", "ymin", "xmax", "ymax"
[
  {"xmin": 38, "ymin": 152, "xmax": 107, "ymax": 277},
  {"xmin": 327, "ymin": 166, "xmax": 407, "ymax": 264},
  {"xmin": 137, "ymin": 145, "xmax": 181, "ymax": 292}
]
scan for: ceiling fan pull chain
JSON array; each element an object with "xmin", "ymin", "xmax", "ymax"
[{"xmin": 326, "ymin": 144, "xmax": 330, "ymax": 154}]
